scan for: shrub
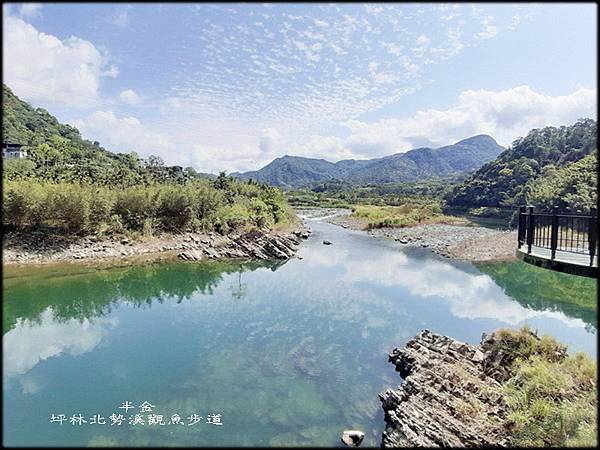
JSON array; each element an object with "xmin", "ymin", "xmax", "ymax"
[
  {"xmin": 157, "ymin": 186, "xmax": 194, "ymax": 231},
  {"xmin": 113, "ymin": 187, "xmax": 160, "ymax": 231},
  {"xmin": 498, "ymin": 327, "xmax": 597, "ymax": 447},
  {"xmin": 89, "ymin": 187, "xmax": 115, "ymax": 229},
  {"xmin": 2, "ymin": 177, "xmax": 294, "ymax": 235},
  {"xmin": 47, "ymin": 184, "xmax": 91, "ymax": 233},
  {"xmin": 3, "ymin": 181, "xmax": 48, "ymax": 228},
  {"xmin": 249, "ymin": 198, "xmax": 274, "ymax": 228}
]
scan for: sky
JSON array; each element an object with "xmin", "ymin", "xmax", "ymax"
[{"xmin": 2, "ymin": 2, "xmax": 597, "ymax": 173}]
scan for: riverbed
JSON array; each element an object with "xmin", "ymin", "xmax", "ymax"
[{"xmin": 3, "ymin": 218, "xmax": 596, "ymax": 447}]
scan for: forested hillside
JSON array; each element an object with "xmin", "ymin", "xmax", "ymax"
[
  {"xmin": 444, "ymin": 119, "xmax": 597, "ymax": 213},
  {"xmin": 234, "ymin": 135, "xmax": 504, "ymax": 188},
  {"xmin": 2, "ymin": 84, "xmax": 294, "ymax": 235},
  {"xmin": 2, "ymin": 84, "xmax": 210, "ymax": 186}
]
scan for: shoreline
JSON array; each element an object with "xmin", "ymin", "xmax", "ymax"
[
  {"xmin": 301, "ymin": 207, "xmax": 518, "ymax": 263},
  {"xmin": 2, "ymin": 224, "xmax": 311, "ymax": 267},
  {"xmin": 3, "ymin": 206, "xmax": 517, "ymax": 267}
]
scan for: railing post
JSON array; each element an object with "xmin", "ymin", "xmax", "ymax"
[
  {"xmin": 589, "ymin": 208, "xmax": 597, "ymax": 267},
  {"xmin": 550, "ymin": 206, "xmax": 558, "ymax": 260},
  {"xmin": 527, "ymin": 206, "xmax": 535, "ymax": 254},
  {"xmin": 517, "ymin": 206, "xmax": 526, "ymax": 249}
]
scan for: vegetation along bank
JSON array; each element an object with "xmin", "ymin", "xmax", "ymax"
[{"xmin": 2, "ymin": 84, "xmax": 306, "ymax": 265}]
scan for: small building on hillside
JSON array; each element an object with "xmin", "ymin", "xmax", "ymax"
[{"xmin": 2, "ymin": 142, "xmax": 28, "ymax": 159}]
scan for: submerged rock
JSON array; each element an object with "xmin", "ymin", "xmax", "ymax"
[
  {"xmin": 379, "ymin": 330, "xmax": 510, "ymax": 447},
  {"xmin": 341, "ymin": 430, "xmax": 365, "ymax": 447},
  {"xmin": 323, "ymin": 240, "xmax": 332, "ymax": 245}
]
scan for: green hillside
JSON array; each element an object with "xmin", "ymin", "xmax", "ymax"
[
  {"xmin": 444, "ymin": 119, "xmax": 597, "ymax": 213},
  {"xmin": 2, "ymin": 84, "xmax": 208, "ymax": 186},
  {"xmin": 234, "ymin": 135, "xmax": 504, "ymax": 189},
  {"xmin": 2, "ymin": 84, "xmax": 294, "ymax": 236}
]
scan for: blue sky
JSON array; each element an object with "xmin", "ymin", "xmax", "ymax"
[{"xmin": 3, "ymin": 2, "xmax": 597, "ymax": 172}]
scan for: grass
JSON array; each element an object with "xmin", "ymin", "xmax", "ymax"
[
  {"xmin": 494, "ymin": 327, "xmax": 597, "ymax": 447},
  {"xmin": 350, "ymin": 202, "xmax": 469, "ymax": 229}
]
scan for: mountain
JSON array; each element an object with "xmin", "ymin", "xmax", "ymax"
[
  {"xmin": 232, "ymin": 155, "xmax": 344, "ymax": 187},
  {"xmin": 444, "ymin": 119, "xmax": 597, "ymax": 213},
  {"xmin": 233, "ymin": 135, "xmax": 504, "ymax": 188}
]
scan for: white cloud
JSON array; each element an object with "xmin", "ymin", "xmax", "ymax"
[
  {"xmin": 119, "ymin": 89, "xmax": 141, "ymax": 105},
  {"xmin": 477, "ymin": 16, "xmax": 498, "ymax": 39},
  {"xmin": 110, "ymin": 4, "xmax": 131, "ymax": 27},
  {"xmin": 284, "ymin": 86, "xmax": 597, "ymax": 161},
  {"xmin": 368, "ymin": 61, "xmax": 398, "ymax": 85},
  {"xmin": 102, "ymin": 65, "xmax": 119, "ymax": 78},
  {"xmin": 71, "ymin": 110, "xmax": 177, "ymax": 162},
  {"xmin": 478, "ymin": 23, "xmax": 498, "ymax": 39},
  {"xmin": 364, "ymin": 4, "xmax": 384, "ymax": 15},
  {"xmin": 19, "ymin": 3, "xmax": 42, "ymax": 18},
  {"xmin": 507, "ymin": 14, "xmax": 522, "ymax": 30},
  {"xmin": 416, "ymin": 34, "xmax": 430, "ymax": 46},
  {"xmin": 2, "ymin": 15, "xmax": 116, "ymax": 108},
  {"xmin": 259, "ymin": 127, "xmax": 280, "ymax": 155},
  {"xmin": 381, "ymin": 41, "xmax": 403, "ymax": 56}
]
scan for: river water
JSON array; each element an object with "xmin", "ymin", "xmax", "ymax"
[{"xmin": 3, "ymin": 218, "xmax": 596, "ymax": 447}]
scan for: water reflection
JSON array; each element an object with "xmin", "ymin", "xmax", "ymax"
[
  {"xmin": 4, "ymin": 309, "xmax": 118, "ymax": 380},
  {"xmin": 476, "ymin": 260, "xmax": 597, "ymax": 331},
  {"xmin": 300, "ymin": 226, "xmax": 592, "ymax": 329},
  {"xmin": 3, "ymin": 259, "xmax": 287, "ymax": 336},
  {"xmin": 2, "ymin": 220, "xmax": 596, "ymax": 447}
]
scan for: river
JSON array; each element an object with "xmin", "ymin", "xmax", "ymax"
[{"xmin": 3, "ymin": 218, "xmax": 596, "ymax": 446}]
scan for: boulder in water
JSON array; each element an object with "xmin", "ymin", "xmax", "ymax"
[{"xmin": 341, "ymin": 430, "xmax": 365, "ymax": 447}]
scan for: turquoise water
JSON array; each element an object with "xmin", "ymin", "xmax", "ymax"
[{"xmin": 3, "ymin": 219, "xmax": 597, "ymax": 447}]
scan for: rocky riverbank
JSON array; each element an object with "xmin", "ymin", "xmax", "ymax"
[
  {"xmin": 314, "ymin": 207, "xmax": 517, "ymax": 262},
  {"xmin": 379, "ymin": 330, "xmax": 513, "ymax": 447},
  {"xmin": 2, "ymin": 225, "xmax": 311, "ymax": 266},
  {"xmin": 378, "ymin": 328, "xmax": 596, "ymax": 447},
  {"xmin": 369, "ymin": 224, "xmax": 517, "ymax": 262}
]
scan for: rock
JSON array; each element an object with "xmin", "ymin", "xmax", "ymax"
[
  {"xmin": 379, "ymin": 330, "xmax": 510, "ymax": 447},
  {"xmin": 293, "ymin": 229, "xmax": 311, "ymax": 239},
  {"xmin": 176, "ymin": 227, "xmax": 307, "ymax": 262},
  {"xmin": 399, "ymin": 239, "xmax": 408, "ymax": 244},
  {"xmin": 323, "ymin": 240, "xmax": 332, "ymax": 245},
  {"xmin": 178, "ymin": 250, "xmax": 203, "ymax": 261},
  {"xmin": 341, "ymin": 430, "xmax": 365, "ymax": 447}
]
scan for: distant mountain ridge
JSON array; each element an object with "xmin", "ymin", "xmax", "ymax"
[{"xmin": 233, "ymin": 135, "xmax": 505, "ymax": 188}]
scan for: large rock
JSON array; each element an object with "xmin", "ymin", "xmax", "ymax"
[
  {"xmin": 177, "ymin": 226, "xmax": 308, "ymax": 262},
  {"xmin": 379, "ymin": 330, "xmax": 510, "ymax": 447}
]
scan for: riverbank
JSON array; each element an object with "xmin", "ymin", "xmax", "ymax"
[
  {"xmin": 302, "ymin": 207, "xmax": 517, "ymax": 262},
  {"xmin": 380, "ymin": 328, "xmax": 596, "ymax": 447},
  {"xmin": 2, "ymin": 224, "xmax": 311, "ymax": 266}
]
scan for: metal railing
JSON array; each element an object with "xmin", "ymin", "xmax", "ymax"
[{"xmin": 517, "ymin": 206, "xmax": 598, "ymax": 267}]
